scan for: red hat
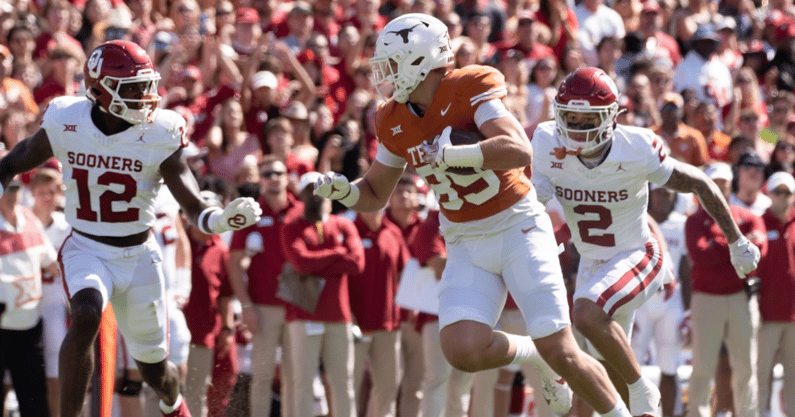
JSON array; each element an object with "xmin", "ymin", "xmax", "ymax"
[
  {"xmin": 775, "ymin": 22, "xmax": 795, "ymax": 41},
  {"xmin": 236, "ymin": 7, "xmax": 260, "ymax": 24}
]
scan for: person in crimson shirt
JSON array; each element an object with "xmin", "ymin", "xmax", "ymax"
[
  {"xmin": 494, "ymin": 12, "xmax": 554, "ymax": 63},
  {"xmin": 280, "ymin": 172, "xmax": 364, "ymax": 417},
  {"xmin": 33, "ymin": 47, "xmax": 81, "ymax": 106},
  {"xmin": 349, "ymin": 209, "xmax": 409, "ymax": 417},
  {"xmin": 384, "ymin": 174, "xmax": 425, "ymax": 417},
  {"xmin": 411, "ymin": 209, "xmax": 477, "ymax": 416},
  {"xmin": 181, "ymin": 191, "xmax": 237, "ymax": 417},
  {"xmin": 164, "ymin": 66, "xmax": 237, "ymax": 147},
  {"xmin": 755, "ymin": 172, "xmax": 795, "ymax": 416},
  {"xmin": 228, "ymin": 156, "xmax": 303, "ymax": 417},
  {"xmin": 684, "ymin": 162, "xmax": 767, "ymax": 417}
]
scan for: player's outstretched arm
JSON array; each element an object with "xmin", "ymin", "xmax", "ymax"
[
  {"xmin": 663, "ymin": 160, "xmax": 742, "ymax": 242},
  {"xmin": 664, "ymin": 159, "xmax": 761, "ymax": 278},
  {"xmin": 0, "ymin": 128, "xmax": 54, "ymax": 192},
  {"xmin": 314, "ymin": 160, "xmax": 405, "ymax": 212}
]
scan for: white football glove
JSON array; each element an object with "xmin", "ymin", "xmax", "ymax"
[
  {"xmin": 313, "ymin": 172, "xmax": 352, "ymax": 200},
  {"xmin": 420, "ymin": 126, "xmax": 452, "ymax": 170},
  {"xmin": 728, "ymin": 236, "xmax": 761, "ymax": 279},
  {"xmin": 209, "ymin": 197, "xmax": 262, "ymax": 234}
]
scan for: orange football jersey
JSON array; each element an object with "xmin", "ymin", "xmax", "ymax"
[{"xmin": 376, "ymin": 65, "xmax": 532, "ymax": 223}]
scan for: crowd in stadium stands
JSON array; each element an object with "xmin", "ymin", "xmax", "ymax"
[{"xmin": 0, "ymin": 0, "xmax": 794, "ymax": 415}]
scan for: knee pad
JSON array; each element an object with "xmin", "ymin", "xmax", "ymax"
[{"xmin": 115, "ymin": 376, "xmax": 144, "ymax": 397}]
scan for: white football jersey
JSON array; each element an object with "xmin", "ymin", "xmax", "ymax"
[
  {"xmin": 657, "ymin": 211, "xmax": 687, "ymax": 277},
  {"xmin": 532, "ymin": 122, "xmax": 675, "ymax": 260},
  {"xmin": 42, "ymin": 97, "xmax": 187, "ymax": 237}
]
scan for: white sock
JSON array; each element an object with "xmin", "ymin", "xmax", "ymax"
[
  {"xmin": 160, "ymin": 393, "xmax": 183, "ymax": 414},
  {"xmin": 601, "ymin": 399, "xmax": 632, "ymax": 417},
  {"xmin": 506, "ymin": 333, "xmax": 539, "ymax": 365}
]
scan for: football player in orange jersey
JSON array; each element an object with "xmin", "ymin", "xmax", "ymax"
[{"xmin": 314, "ymin": 13, "xmax": 632, "ymax": 417}]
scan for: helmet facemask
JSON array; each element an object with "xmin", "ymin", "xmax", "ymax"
[
  {"xmin": 96, "ymin": 69, "xmax": 161, "ymax": 124},
  {"xmin": 554, "ymin": 101, "xmax": 619, "ymax": 155}
]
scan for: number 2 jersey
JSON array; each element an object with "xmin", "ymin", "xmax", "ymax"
[
  {"xmin": 532, "ymin": 122, "xmax": 676, "ymax": 260},
  {"xmin": 41, "ymin": 96, "xmax": 188, "ymax": 237},
  {"xmin": 375, "ymin": 65, "xmax": 534, "ymax": 231}
]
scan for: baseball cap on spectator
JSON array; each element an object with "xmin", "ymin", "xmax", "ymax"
[
  {"xmin": 251, "ymin": 71, "xmax": 278, "ymax": 90},
  {"xmin": 282, "ymin": 101, "xmax": 309, "ymax": 121},
  {"xmin": 176, "ymin": 65, "xmax": 201, "ymax": 82},
  {"xmin": 767, "ymin": 171, "xmax": 795, "ymax": 194},
  {"xmin": 736, "ymin": 151, "xmax": 766, "ymax": 170},
  {"xmin": 236, "ymin": 7, "xmax": 259, "ymax": 24},
  {"xmin": 290, "ymin": 1, "xmax": 312, "ymax": 15},
  {"xmin": 716, "ymin": 16, "xmax": 736, "ymax": 33},
  {"xmin": 298, "ymin": 172, "xmax": 323, "ymax": 193},
  {"xmin": 641, "ymin": 1, "xmax": 660, "ymax": 14},
  {"xmin": 704, "ymin": 162, "xmax": 733, "ymax": 182},
  {"xmin": 775, "ymin": 22, "xmax": 795, "ymax": 41},
  {"xmin": 154, "ymin": 31, "xmax": 176, "ymax": 52},
  {"xmin": 691, "ymin": 25, "xmax": 720, "ymax": 42}
]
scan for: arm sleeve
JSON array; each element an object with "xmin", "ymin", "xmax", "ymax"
[
  {"xmin": 375, "ymin": 143, "xmax": 408, "ymax": 168},
  {"xmin": 474, "ymin": 99, "xmax": 512, "ymax": 129}
]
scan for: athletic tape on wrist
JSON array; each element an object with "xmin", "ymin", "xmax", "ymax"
[
  {"xmin": 339, "ymin": 183, "xmax": 360, "ymax": 207},
  {"xmin": 444, "ymin": 144, "xmax": 484, "ymax": 168},
  {"xmin": 198, "ymin": 207, "xmax": 222, "ymax": 234}
]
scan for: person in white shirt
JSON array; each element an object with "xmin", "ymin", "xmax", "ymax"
[
  {"xmin": 672, "ymin": 25, "xmax": 733, "ymax": 110},
  {"xmin": 574, "ymin": 0, "xmax": 626, "ymax": 66}
]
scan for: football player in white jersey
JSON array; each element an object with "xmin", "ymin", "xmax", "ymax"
[
  {"xmin": 631, "ymin": 184, "xmax": 690, "ymax": 417},
  {"xmin": 532, "ymin": 67, "xmax": 760, "ymax": 417},
  {"xmin": 0, "ymin": 40, "xmax": 261, "ymax": 417}
]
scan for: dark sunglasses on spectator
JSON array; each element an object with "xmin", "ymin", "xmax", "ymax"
[
  {"xmin": 216, "ymin": 8, "xmax": 233, "ymax": 15},
  {"xmin": 771, "ymin": 188, "xmax": 793, "ymax": 196},
  {"xmin": 262, "ymin": 170, "xmax": 287, "ymax": 178},
  {"xmin": 178, "ymin": 6, "xmax": 192, "ymax": 12},
  {"xmin": 737, "ymin": 77, "xmax": 752, "ymax": 84}
]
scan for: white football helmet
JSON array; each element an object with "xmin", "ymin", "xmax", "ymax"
[
  {"xmin": 370, "ymin": 13, "xmax": 455, "ymax": 103},
  {"xmin": 554, "ymin": 67, "xmax": 620, "ymax": 154}
]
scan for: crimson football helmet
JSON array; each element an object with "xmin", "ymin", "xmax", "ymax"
[
  {"xmin": 84, "ymin": 40, "xmax": 161, "ymax": 124},
  {"xmin": 554, "ymin": 67, "xmax": 620, "ymax": 154}
]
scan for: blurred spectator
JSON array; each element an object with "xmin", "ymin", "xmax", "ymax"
[
  {"xmin": 525, "ymin": 56, "xmax": 558, "ymax": 131},
  {"xmin": 613, "ymin": 0, "xmax": 641, "ymax": 32},
  {"xmin": 756, "ymin": 171, "xmax": 795, "ymax": 417},
  {"xmin": 347, "ymin": 0, "xmax": 387, "ymax": 36},
  {"xmin": 33, "ymin": 46, "xmax": 81, "ymax": 106},
  {"xmin": 765, "ymin": 140, "xmax": 795, "ymax": 179},
  {"xmin": 685, "ymin": 162, "xmax": 766, "ymax": 417},
  {"xmin": 626, "ymin": 72, "xmax": 660, "ymax": 128},
  {"xmin": 283, "ymin": 101, "xmax": 318, "ymax": 165},
  {"xmin": 760, "ymin": 92, "xmax": 794, "ymax": 150},
  {"xmin": 728, "ymin": 135, "xmax": 757, "ymax": 165},
  {"xmin": 349, "ymin": 209, "xmax": 409, "ymax": 417},
  {"xmin": 560, "ymin": 40, "xmax": 586, "ymax": 74},
  {"xmin": 533, "ymin": 0, "xmax": 579, "ymax": 63},
  {"xmin": 670, "ymin": 0, "xmax": 714, "ymax": 47},
  {"xmin": 714, "ymin": 16, "xmax": 742, "ymax": 74},
  {"xmin": 694, "ymin": 101, "xmax": 733, "ymax": 163},
  {"xmin": 654, "ymin": 93, "xmax": 709, "ymax": 166},
  {"xmin": 496, "ymin": 11, "xmax": 553, "ymax": 63},
  {"xmin": 316, "ymin": 125, "xmax": 361, "ymax": 183},
  {"xmin": 29, "ymin": 168, "xmax": 69, "ymax": 417},
  {"xmin": 726, "ymin": 67, "xmax": 769, "ymax": 136},
  {"xmin": 231, "ymin": 8, "xmax": 263, "ymax": 59},
  {"xmin": 731, "ymin": 151, "xmax": 773, "ymax": 216},
  {"xmin": 0, "ymin": 178, "xmax": 58, "ymax": 417},
  {"xmin": 280, "ymin": 172, "xmax": 364, "ymax": 417},
  {"xmin": 596, "ymin": 36, "xmax": 624, "ymax": 91},
  {"xmin": 672, "ymin": 25, "xmax": 733, "ymax": 112},
  {"xmin": 7, "ymin": 24, "xmax": 37, "ymax": 68},
  {"xmin": 454, "ymin": 0, "xmax": 506, "ymax": 43},
  {"xmin": 167, "ymin": 0, "xmax": 201, "ymax": 36},
  {"xmin": 127, "ymin": 0, "xmax": 157, "ymax": 49},
  {"xmin": 0, "ymin": 44, "xmax": 39, "ymax": 119},
  {"xmin": 765, "ymin": 21, "xmax": 795, "ymax": 92},
  {"xmin": 637, "ymin": 1, "xmax": 681, "ymax": 68},
  {"xmin": 263, "ymin": 117, "xmax": 314, "ymax": 193},
  {"xmin": 649, "ymin": 66, "xmax": 675, "ymax": 109},
  {"xmin": 206, "ymin": 99, "xmax": 263, "ymax": 184},
  {"xmin": 228, "ymin": 156, "xmax": 302, "ymax": 417},
  {"xmin": 495, "ymin": 49, "xmax": 527, "ymax": 126},
  {"xmin": 34, "ymin": 0, "xmax": 81, "ymax": 62},
  {"xmin": 183, "ymin": 191, "xmax": 236, "ymax": 417},
  {"xmin": 574, "ymin": 0, "xmax": 625, "ymax": 67},
  {"xmin": 453, "ymin": 36, "xmax": 478, "ymax": 69},
  {"xmin": 281, "ymin": 2, "xmax": 314, "ymax": 54},
  {"xmin": 463, "ymin": 12, "xmax": 497, "ymax": 65}
]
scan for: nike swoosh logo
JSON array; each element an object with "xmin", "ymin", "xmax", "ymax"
[
  {"xmin": 441, "ymin": 103, "xmax": 451, "ymax": 116},
  {"xmin": 521, "ymin": 226, "xmax": 537, "ymax": 234}
]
